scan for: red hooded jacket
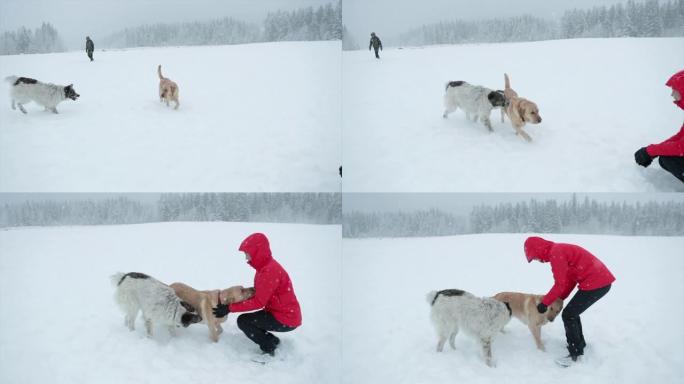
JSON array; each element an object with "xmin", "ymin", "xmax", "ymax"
[
  {"xmin": 524, "ymin": 237, "xmax": 615, "ymax": 307},
  {"xmin": 646, "ymin": 70, "xmax": 684, "ymax": 157},
  {"xmin": 228, "ymin": 233, "xmax": 302, "ymax": 327}
]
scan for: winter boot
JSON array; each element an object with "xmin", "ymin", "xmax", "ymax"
[{"xmin": 555, "ymin": 354, "xmax": 583, "ymax": 367}]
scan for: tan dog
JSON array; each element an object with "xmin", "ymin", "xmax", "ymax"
[
  {"xmin": 158, "ymin": 65, "xmax": 180, "ymax": 110},
  {"xmin": 493, "ymin": 292, "xmax": 563, "ymax": 351},
  {"xmin": 503, "ymin": 73, "xmax": 542, "ymax": 142},
  {"xmin": 170, "ymin": 283, "xmax": 255, "ymax": 342}
]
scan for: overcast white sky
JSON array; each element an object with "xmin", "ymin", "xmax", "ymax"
[
  {"xmin": 343, "ymin": 193, "xmax": 684, "ymax": 215},
  {"xmin": 0, "ymin": 0, "xmax": 332, "ymax": 49},
  {"xmin": 344, "ymin": 0, "xmax": 631, "ymax": 43}
]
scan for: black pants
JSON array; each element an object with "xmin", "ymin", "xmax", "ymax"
[
  {"xmin": 659, "ymin": 156, "xmax": 684, "ymax": 183},
  {"xmin": 236, "ymin": 310, "xmax": 296, "ymax": 354},
  {"xmin": 562, "ymin": 284, "xmax": 611, "ymax": 357},
  {"xmin": 87, "ymin": 51, "xmax": 94, "ymax": 61},
  {"xmin": 373, "ymin": 47, "xmax": 380, "ymax": 59}
]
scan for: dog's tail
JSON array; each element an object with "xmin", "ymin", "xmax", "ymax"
[
  {"xmin": 504, "ymin": 73, "xmax": 511, "ymax": 91},
  {"xmin": 157, "ymin": 65, "xmax": 165, "ymax": 80},
  {"xmin": 110, "ymin": 272, "xmax": 126, "ymax": 287},
  {"xmin": 444, "ymin": 80, "xmax": 464, "ymax": 92},
  {"xmin": 426, "ymin": 290, "xmax": 440, "ymax": 306},
  {"xmin": 4, "ymin": 75, "xmax": 18, "ymax": 84}
]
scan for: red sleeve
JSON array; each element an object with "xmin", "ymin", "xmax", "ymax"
[
  {"xmin": 557, "ymin": 281, "xmax": 575, "ymax": 301},
  {"xmin": 647, "ymin": 125, "xmax": 684, "ymax": 157},
  {"xmin": 229, "ymin": 267, "xmax": 280, "ymax": 313},
  {"xmin": 542, "ymin": 253, "xmax": 574, "ymax": 306}
]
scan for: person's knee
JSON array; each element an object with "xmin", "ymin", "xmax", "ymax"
[
  {"xmin": 658, "ymin": 156, "xmax": 670, "ymax": 170},
  {"xmin": 659, "ymin": 156, "xmax": 684, "ymax": 171},
  {"xmin": 658, "ymin": 156, "xmax": 684, "ymax": 181},
  {"xmin": 562, "ymin": 308, "xmax": 579, "ymax": 321},
  {"xmin": 236, "ymin": 314, "xmax": 250, "ymax": 330}
]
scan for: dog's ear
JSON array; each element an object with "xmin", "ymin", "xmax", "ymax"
[
  {"xmin": 516, "ymin": 100, "xmax": 528, "ymax": 121},
  {"xmin": 66, "ymin": 84, "xmax": 73, "ymax": 88}
]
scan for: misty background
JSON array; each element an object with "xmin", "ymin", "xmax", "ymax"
[
  {"xmin": 343, "ymin": 193, "xmax": 684, "ymax": 237},
  {"xmin": 0, "ymin": 193, "xmax": 342, "ymax": 227},
  {"xmin": 343, "ymin": 0, "xmax": 684, "ymax": 49},
  {"xmin": 2, "ymin": 193, "xmax": 682, "ymax": 238},
  {"xmin": 0, "ymin": 0, "xmax": 341, "ymax": 54}
]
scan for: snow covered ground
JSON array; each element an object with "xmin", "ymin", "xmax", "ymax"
[
  {"xmin": 342, "ymin": 38, "xmax": 684, "ymax": 192},
  {"xmin": 0, "ymin": 222, "xmax": 341, "ymax": 384},
  {"xmin": 0, "ymin": 42, "xmax": 341, "ymax": 192},
  {"xmin": 343, "ymin": 234, "xmax": 684, "ymax": 384}
]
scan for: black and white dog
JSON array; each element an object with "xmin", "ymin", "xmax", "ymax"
[
  {"xmin": 427, "ymin": 289, "xmax": 512, "ymax": 367},
  {"xmin": 111, "ymin": 272, "xmax": 202, "ymax": 338},
  {"xmin": 5, "ymin": 76, "xmax": 79, "ymax": 114},
  {"xmin": 443, "ymin": 81, "xmax": 507, "ymax": 132}
]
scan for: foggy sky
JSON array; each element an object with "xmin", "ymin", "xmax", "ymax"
[
  {"xmin": 344, "ymin": 0, "xmax": 632, "ymax": 44},
  {"xmin": 0, "ymin": 0, "xmax": 332, "ymax": 50}
]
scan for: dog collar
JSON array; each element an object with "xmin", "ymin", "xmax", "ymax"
[{"xmin": 504, "ymin": 302, "xmax": 512, "ymax": 316}]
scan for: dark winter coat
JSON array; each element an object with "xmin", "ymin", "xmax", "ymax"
[
  {"xmin": 228, "ymin": 233, "xmax": 302, "ymax": 327},
  {"xmin": 369, "ymin": 35, "xmax": 382, "ymax": 50},
  {"xmin": 646, "ymin": 70, "xmax": 684, "ymax": 157},
  {"xmin": 524, "ymin": 236, "xmax": 615, "ymax": 306},
  {"xmin": 86, "ymin": 38, "xmax": 94, "ymax": 53}
]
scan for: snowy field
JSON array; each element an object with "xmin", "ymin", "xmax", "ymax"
[
  {"xmin": 343, "ymin": 234, "xmax": 684, "ymax": 384},
  {"xmin": 0, "ymin": 222, "xmax": 341, "ymax": 384},
  {"xmin": 342, "ymin": 38, "xmax": 684, "ymax": 192},
  {"xmin": 0, "ymin": 42, "xmax": 341, "ymax": 192}
]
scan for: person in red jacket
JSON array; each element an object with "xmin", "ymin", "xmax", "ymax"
[
  {"xmin": 212, "ymin": 233, "xmax": 302, "ymax": 358},
  {"xmin": 524, "ymin": 236, "xmax": 615, "ymax": 367},
  {"xmin": 634, "ymin": 69, "xmax": 684, "ymax": 183}
]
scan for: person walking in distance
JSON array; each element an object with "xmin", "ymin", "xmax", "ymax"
[
  {"xmin": 85, "ymin": 36, "xmax": 94, "ymax": 61},
  {"xmin": 369, "ymin": 32, "xmax": 382, "ymax": 59}
]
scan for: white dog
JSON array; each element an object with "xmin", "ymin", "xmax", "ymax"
[
  {"xmin": 111, "ymin": 272, "xmax": 202, "ymax": 338},
  {"xmin": 427, "ymin": 289, "xmax": 512, "ymax": 367},
  {"xmin": 443, "ymin": 81, "xmax": 507, "ymax": 132},
  {"xmin": 5, "ymin": 76, "xmax": 79, "ymax": 114}
]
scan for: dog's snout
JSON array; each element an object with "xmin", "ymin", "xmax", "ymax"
[{"xmin": 537, "ymin": 116, "xmax": 542, "ymax": 123}]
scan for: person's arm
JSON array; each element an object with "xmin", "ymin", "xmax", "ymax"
[
  {"xmin": 379, "ymin": 39, "xmax": 383, "ymax": 50},
  {"xmin": 646, "ymin": 125, "xmax": 684, "ymax": 157},
  {"xmin": 541, "ymin": 256, "xmax": 572, "ymax": 306},
  {"xmin": 557, "ymin": 280, "xmax": 575, "ymax": 301},
  {"xmin": 369, "ymin": 39, "xmax": 372, "ymax": 50},
  {"xmin": 229, "ymin": 269, "xmax": 279, "ymax": 313}
]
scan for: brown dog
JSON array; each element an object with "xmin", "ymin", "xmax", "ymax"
[
  {"xmin": 503, "ymin": 73, "xmax": 541, "ymax": 142},
  {"xmin": 158, "ymin": 65, "xmax": 180, "ymax": 110},
  {"xmin": 493, "ymin": 292, "xmax": 563, "ymax": 351},
  {"xmin": 170, "ymin": 283, "xmax": 255, "ymax": 342}
]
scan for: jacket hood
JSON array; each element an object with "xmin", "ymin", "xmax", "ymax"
[
  {"xmin": 239, "ymin": 233, "xmax": 272, "ymax": 270},
  {"xmin": 666, "ymin": 70, "xmax": 684, "ymax": 110},
  {"xmin": 524, "ymin": 236, "xmax": 554, "ymax": 263}
]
